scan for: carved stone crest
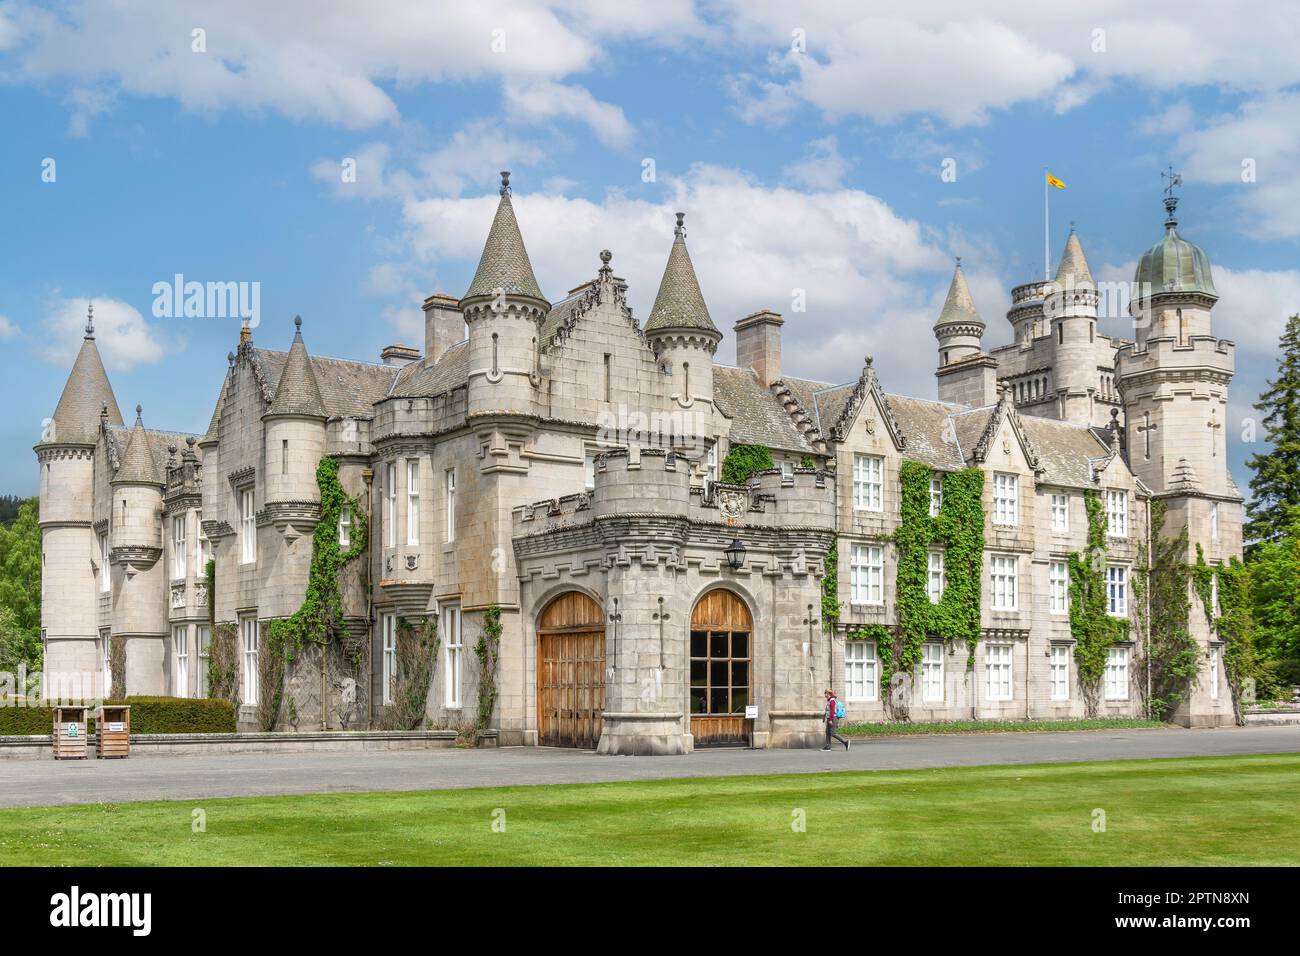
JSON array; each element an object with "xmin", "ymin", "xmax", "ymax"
[
  {"xmin": 864, "ymin": 418, "xmax": 876, "ymax": 435},
  {"xmin": 718, "ymin": 488, "xmax": 749, "ymax": 521}
]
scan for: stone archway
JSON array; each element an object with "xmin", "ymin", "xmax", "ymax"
[{"xmin": 536, "ymin": 591, "xmax": 606, "ymax": 749}]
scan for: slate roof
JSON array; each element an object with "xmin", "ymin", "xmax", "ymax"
[
  {"xmin": 934, "ymin": 263, "xmax": 984, "ymax": 328},
  {"xmin": 645, "ymin": 216, "xmax": 718, "ymax": 335},
  {"xmin": 265, "ymin": 324, "xmax": 327, "ymax": 419},
  {"xmin": 714, "ymin": 366, "xmax": 816, "ymax": 454},
  {"xmin": 202, "ymin": 375, "xmax": 228, "ymax": 443},
  {"xmin": 46, "ymin": 333, "xmax": 123, "ymax": 445},
  {"xmin": 1019, "ymin": 415, "xmax": 1114, "ymax": 486},
  {"xmin": 1055, "ymin": 229, "xmax": 1095, "ymax": 287},
  {"xmin": 390, "ymin": 340, "xmax": 470, "ymax": 398},
  {"xmin": 106, "ymin": 409, "xmax": 200, "ymax": 486},
  {"xmin": 252, "ymin": 349, "xmax": 398, "ymax": 419},
  {"xmin": 464, "ymin": 177, "xmax": 546, "ymax": 302}
]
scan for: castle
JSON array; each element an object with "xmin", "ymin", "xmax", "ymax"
[{"xmin": 34, "ymin": 173, "xmax": 1241, "ymax": 752}]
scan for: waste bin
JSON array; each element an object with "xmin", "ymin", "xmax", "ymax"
[
  {"xmin": 52, "ymin": 705, "xmax": 89, "ymax": 760},
  {"xmin": 96, "ymin": 704, "xmax": 131, "ymax": 758}
]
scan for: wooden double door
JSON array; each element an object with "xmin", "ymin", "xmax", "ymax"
[{"xmin": 537, "ymin": 592, "xmax": 606, "ymax": 749}]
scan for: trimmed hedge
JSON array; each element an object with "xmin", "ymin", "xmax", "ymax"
[{"xmin": 0, "ymin": 696, "xmax": 237, "ymax": 736}]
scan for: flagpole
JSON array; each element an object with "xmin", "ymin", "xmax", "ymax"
[{"xmin": 1043, "ymin": 166, "xmax": 1049, "ymax": 281}]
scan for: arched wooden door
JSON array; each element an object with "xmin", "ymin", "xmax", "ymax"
[
  {"xmin": 690, "ymin": 589, "xmax": 753, "ymax": 747},
  {"xmin": 537, "ymin": 592, "xmax": 606, "ymax": 749}
]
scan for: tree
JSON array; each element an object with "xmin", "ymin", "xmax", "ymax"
[
  {"xmin": 1247, "ymin": 518, "xmax": 1300, "ymax": 690},
  {"xmin": 1246, "ymin": 314, "xmax": 1300, "ymax": 546},
  {"xmin": 720, "ymin": 444, "xmax": 773, "ymax": 484},
  {"xmin": 0, "ymin": 498, "xmax": 41, "ymax": 673}
]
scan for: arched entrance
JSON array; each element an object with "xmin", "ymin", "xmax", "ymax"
[
  {"xmin": 689, "ymin": 589, "xmax": 753, "ymax": 747},
  {"xmin": 537, "ymin": 592, "xmax": 606, "ymax": 749}
]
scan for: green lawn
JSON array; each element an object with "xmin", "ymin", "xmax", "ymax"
[
  {"xmin": 1, "ymin": 754, "xmax": 1296, "ymax": 866},
  {"xmin": 839, "ymin": 717, "xmax": 1168, "ymax": 736}
]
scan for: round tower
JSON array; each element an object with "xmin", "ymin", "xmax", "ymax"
[
  {"xmin": 35, "ymin": 305, "xmax": 123, "ymax": 698},
  {"xmin": 262, "ymin": 316, "xmax": 327, "ymax": 507},
  {"xmin": 644, "ymin": 213, "xmax": 722, "ymax": 410},
  {"xmin": 1045, "ymin": 228, "xmax": 1100, "ymax": 424},
  {"xmin": 934, "ymin": 258, "xmax": 985, "ymax": 365},
  {"xmin": 460, "ymin": 171, "xmax": 551, "ymax": 420}
]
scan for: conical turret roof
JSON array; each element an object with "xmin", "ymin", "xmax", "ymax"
[
  {"xmin": 645, "ymin": 213, "xmax": 719, "ymax": 335},
  {"xmin": 464, "ymin": 172, "xmax": 546, "ymax": 303},
  {"xmin": 45, "ymin": 304, "xmax": 123, "ymax": 445},
  {"xmin": 934, "ymin": 261, "xmax": 984, "ymax": 329},
  {"xmin": 1055, "ymin": 228, "xmax": 1095, "ymax": 288},
  {"xmin": 113, "ymin": 405, "xmax": 163, "ymax": 486},
  {"xmin": 265, "ymin": 317, "xmax": 327, "ymax": 419}
]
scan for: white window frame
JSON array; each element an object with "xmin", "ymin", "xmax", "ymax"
[
  {"xmin": 1104, "ymin": 646, "xmax": 1130, "ymax": 701},
  {"xmin": 1210, "ymin": 571, "xmax": 1219, "ymax": 616},
  {"xmin": 927, "ymin": 549, "xmax": 945, "ymax": 603},
  {"xmin": 1050, "ymin": 645, "xmax": 1070, "ymax": 701},
  {"xmin": 446, "ymin": 468, "xmax": 456, "ymax": 543},
  {"xmin": 990, "ymin": 554, "xmax": 1018, "ymax": 611},
  {"xmin": 1106, "ymin": 490, "xmax": 1128, "ymax": 538},
  {"xmin": 1107, "ymin": 565, "xmax": 1128, "ymax": 617},
  {"xmin": 99, "ymin": 533, "xmax": 111, "ymax": 592},
  {"xmin": 853, "ymin": 454, "xmax": 883, "ymax": 511},
  {"xmin": 406, "ymin": 459, "xmax": 420, "ymax": 546},
  {"xmin": 197, "ymin": 511, "xmax": 209, "ymax": 568},
  {"xmin": 992, "ymin": 472, "xmax": 1018, "ymax": 526},
  {"xmin": 844, "ymin": 641, "xmax": 878, "ymax": 702},
  {"xmin": 99, "ymin": 628, "xmax": 112, "ymax": 697},
  {"xmin": 705, "ymin": 443, "xmax": 718, "ymax": 484},
  {"xmin": 338, "ymin": 503, "xmax": 351, "ymax": 549},
  {"xmin": 921, "ymin": 642, "xmax": 944, "ymax": 703},
  {"xmin": 381, "ymin": 613, "xmax": 397, "ymax": 706},
  {"xmin": 928, "ymin": 476, "xmax": 943, "ymax": 517},
  {"xmin": 241, "ymin": 616, "xmax": 259, "ymax": 706},
  {"xmin": 779, "ymin": 460, "xmax": 795, "ymax": 480},
  {"xmin": 986, "ymin": 644, "xmax": 1012, "ymax": 702},
  {"xmin": 172, "ymin": 514, "xmax": 187, "ymax": 579},
  {"xmin": 1210, "ymin": 502, "xmax": 1219, "ymax": 542},
  {"xmin": 173, "ymin": 625, "xmax": 189, "ymax": 698},
  {"xmin": 1050, "ymin": 493, "xmax": 1069, "ymax": 532},
  {"xmin": 239, "ymin": 488, "xmax": 256, "ymax": 565},
  {"xmin": 584, "ymin": 454, "xmax": 596, "ymax": 491},
  {"xmin": 1209, "ymin": 646, "xmax": 1221, "ymax": 700},
  {"xmin": 442, "ymin": 605, "xmax": 463, "ymax": 708},
  {"xmin": 850, "ymin": 543, "xmax": 884, "ymax": 605},
  {"xmin": 385, "ymin": 462, "xmax": 397, "ymax": 548},
  {"xmin": 197, "ymin": 624, "xmax": 211, "ymax": 698},
  {"xmin": 1049, "ymin": 561, "xmax": 1069, "ymax": 614}
]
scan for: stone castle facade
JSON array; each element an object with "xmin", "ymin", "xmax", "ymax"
[{"xmin": 34, "ymin": 175, "xmax": 1242, "ymax": 751}]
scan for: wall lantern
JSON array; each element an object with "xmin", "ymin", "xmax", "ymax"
[{"xmin": 724, "ymin": 537, "xmax": 747, "ymax": 570}]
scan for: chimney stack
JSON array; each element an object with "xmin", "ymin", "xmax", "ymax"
[
  {"xmin": 734, "ymin": 310, "xmax": 783, "ymax": 387},
  {"xmin": 380, "ymin": 344, "xmax": 421, "ymax": 367},
  {"xmin": 423, "ymin": 293, "xmax": 465, "ymax": 365}
]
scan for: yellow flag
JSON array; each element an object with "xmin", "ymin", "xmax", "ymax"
[{"xmin": 1047, "ymin": 171, "xmax": 1066, "ymax": 189}]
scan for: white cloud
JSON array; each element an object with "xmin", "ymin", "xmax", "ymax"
[
  {"xmin": 385, "ymin": 163, "xmax": 982, "ymax": 391},
  {"xmin": 0, "ymin": 315, "xmax": 18, "ymax": 339},
  {"xmin": 39, "ymin": 297, "xmax": 169, "ymax": 372},
  {"xmin": 782, "ymin": 136, "xmax": 849, "ymax": 189},
  {"xmin": 503, "ymin": 80, "xmax": 634, "ymax": 148}
]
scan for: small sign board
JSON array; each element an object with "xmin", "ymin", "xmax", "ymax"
[
  {"xmin": 107, "ymin": 722, "xmax": 125, "ymax": 733},
  {"xmin": 66, "ymin": 723, "xmax": 79, "ymax": 738},
  {"xmin": 744, "ymin": 705, "xmax": 758, "ymax": 719}
]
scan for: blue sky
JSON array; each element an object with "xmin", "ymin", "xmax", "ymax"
[{"xmin": 3, "ymin": 1, "xmax": 1300, "ymax": 495}]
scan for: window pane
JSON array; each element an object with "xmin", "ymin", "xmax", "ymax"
[
  {"xmin": 710, "ymin": 631, "xmax": 728, "ymax": 657},
  {"xmin": 690, "ymin": 688, "xmax": 706, "ymax": 714},
  {"xmin": 691, "ymin": 631, "xmax": 707, "ymax": 657},
  {"xmin": 710, "ymin": 660, "xmax": 728, "ymax": 687},
  {"xmin": 731, "ymin": 632, "xmax": 748, "ymax": 658},
  {"xmin": 710, "ymin": 688, "xmax": 728, "ymax": 713},
  {"xmin": 690, "ymin": 661, "xmax": 707, "ymax": 686},
  {"xmin": 731, "ymin": 660, "xmax": 749, "ymax": 686},
  {"xmin": 730, "ymin": 688, "xmax": 749, "ymax": 712}
]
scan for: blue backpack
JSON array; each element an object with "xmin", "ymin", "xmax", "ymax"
[{"xmin": 834, "ymin": 699, "xmax": 846, "ymax": 720}]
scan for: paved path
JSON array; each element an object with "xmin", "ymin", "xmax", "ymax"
[{"xmin": 1, "ymin": 726, "xmax": 1296, "ymax": 809}]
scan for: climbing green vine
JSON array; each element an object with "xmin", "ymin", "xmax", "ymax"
[
  {"xmin": 468, "ymin": 604, "xmax": 503, "ymax": 744},
  {"xmin": 720, "ymin": 443, "xmax": 773, "ymax": 483},
  {"xmin": 378, "ymin": 615, "xmax": 439, "ymax": 731},
  {"xmin": 821, "ymin": 536, "xmax": 841, "ymax": 627},
  {"xmin": 1192, "ymin": 543, "xmax": 1259, "ymax": 724},
  {"xmin": 1068, "ymin": 490, "xmax": 1132, "ymax": 717},
  {"xmin": 260, "ymin": 456, "xmax": 368, "ymax": 730}
]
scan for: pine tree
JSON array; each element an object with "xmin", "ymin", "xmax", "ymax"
[{"xmin": 1245, "ymin": 314, "xmax": 1300, "ymax": 545}]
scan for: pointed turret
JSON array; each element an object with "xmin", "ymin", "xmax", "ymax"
[
  {"xmin": 464, "ymin": 171, "xmax": 547, "ymax": 305},
  {"xmin": 1054, "ymin": 227, "xmax": 1095, "ymax": 289},
  {"xmin": 645, "ymin": 213, "xmax": 721, "ymax": 408},
  {"xmin": 42, "ymin": 302, "xmax": 123, "ymax": 447},
  {"xmin": 265, "ymin": 316, "xmax": 326, "ymax": 420},
  {"xmin": 112, "ymin": 405, "xmax": 163, "ymax": 486},
  {"xmin": 933, "ymin": 259, "xmax": 984, "ymax": 331},
  {"xmin": 646, "ymin": 213, "xmax": 719, "ymax": 336}
]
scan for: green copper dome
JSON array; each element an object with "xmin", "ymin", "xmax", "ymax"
[{"xmin": 1134, "ymin": 199, "xmax": 1216, "ymax": 299}]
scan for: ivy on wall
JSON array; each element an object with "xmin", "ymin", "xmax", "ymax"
[
  {"xmin": 1139, "ymin": 500, "xmax": 1197, "ymax": 721},
  {"xmin": 720, "ymin": 443, "xmax": 774, "ymax": 484},
  {"xmin": 1192, "ymin": 543, "xmax": 1259, "ymax": 725},
  {"xmin": 821, "ymin": 536, "xmax": 841, "ymax": 627},
  {"xmin": 108, "ymin": 635, "xmax": 126, "ymax": 700},
  {"xmin": 1068, "ymin": 490, "xmax": 1132, "ymax": 717},
  {"xmin": 468, "ymin": 604, "xmax": 503, "ymax": 744},
  {"xmin": 260, "ymin": 456, "xmax": 369, "ymax": 731},
  {"xmin": 378, "ymin": 615, "xmax": 439, "ymax": 731},
  {"xmin": 841, "ymin": 462, "xmax": 983, "ymax": 719}
]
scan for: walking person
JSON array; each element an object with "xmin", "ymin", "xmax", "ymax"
[{"xmin": 822, "ymin": 688, "xmax": 849, "ymax": 751}]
